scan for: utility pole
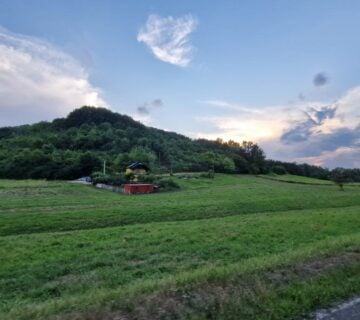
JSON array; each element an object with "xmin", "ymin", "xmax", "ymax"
[{"xmin": 103, "ymin": 160, "xmax": 106, "ymax": 175}]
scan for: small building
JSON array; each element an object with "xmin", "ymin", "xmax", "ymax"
[
  {"xmin": 123, "ymin": 183, "xmax": 154, "ymax": 194},
  {"xmin": 126, "ymin": 162, "xmax": 150, "ymax": 177}
]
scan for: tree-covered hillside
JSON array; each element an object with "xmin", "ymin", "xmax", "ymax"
[
  {"xmin": 0, "ymin": 106, "xmax": 268, "ymax": 179},
  {"xmin": 2, "ymin": 106, "xmax": 357, "ymax": 181}
]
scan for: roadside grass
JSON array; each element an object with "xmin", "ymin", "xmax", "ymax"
[
  {"xmin": 2, "ymin": 235, "xmax": 359, "ymax": 320},
  {"xmin": 2, "ymin": 175, "xmax": 360, "ymax": 236}
]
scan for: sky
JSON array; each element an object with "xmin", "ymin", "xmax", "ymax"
[{"xmin": 1, "ymin": 0, "xmax": 360, "ymax": 168}]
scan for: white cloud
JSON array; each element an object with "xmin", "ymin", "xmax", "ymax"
[
  {"xmin": 198, "ymin": 88, "xmax": 360, "ymax": 168},
  {"xmin": 0, "ymin": 27, "xmax": 106, "ymax": 126},
  {"xmin": 197, "ymin": 101, "xmax": 304, "ymax": 142},
  {"xmin": 137, "ymin": 14, "xmax": 198, "ymax": 67}
]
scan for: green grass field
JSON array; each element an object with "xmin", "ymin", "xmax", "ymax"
[{"xmin": 1, "ymin": 174, "xmax": 359, "ymax": 319}]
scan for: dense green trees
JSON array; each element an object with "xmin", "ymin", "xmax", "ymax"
[{"xmin": 0, "ymin": 107, "xmax": 269, "ymax": 179}]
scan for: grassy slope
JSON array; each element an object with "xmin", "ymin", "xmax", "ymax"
[{"xmin": 0, "ymin": 175, "xmax": 360, "ymax": 319}]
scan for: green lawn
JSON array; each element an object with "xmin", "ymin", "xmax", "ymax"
[{"xmin": 0, "ymin": 175, "xmax": 359, "ymax": 319}]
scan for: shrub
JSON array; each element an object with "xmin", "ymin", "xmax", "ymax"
[
  {"xmin": 137, "ymin": 174, "xmax": 156, "ymax": 183},
  {"xmin": 271, "ymin": 165, "xmax": 287, "ymax": 175},
  {"xmin": 200, "ymin": 170, "xmax": 215, "ymax": 179},
  {"xmin": 92, "ymin": 173, "xmax": 127, "ymax": 186},
  {"xmin": 330, "ymin": 167, "xmax": 352, "ymax": 191},
  {"xmin": 157, "ymin": 178, "xmax": 180, "ymax": 191}
]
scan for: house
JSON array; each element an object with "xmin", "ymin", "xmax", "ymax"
[{"xmin": 125, "ymin": 162, "xmax": 150, "ymax": 177}]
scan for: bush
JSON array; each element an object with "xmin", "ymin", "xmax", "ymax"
[
  {"xmin": 157, "ymin": 178, "xmax": 180, "ymax": 191},
  {"xmin": 271, "ymin": 165, "xmax": 287, "ymax": 175},
  {"xmin": 137, "ymin": 174, "xmax": 156, "ymax": 183},
  {"xmin": 330, "ymin": 167, "xmax": 352, "ymax": 191},
  {"xmin": 200, "ymin": 170, "xmax": 215, "ymax": 179},
  {"xmin": 92, "ymin": 173, "xmax": 127, "ymax": 186}
]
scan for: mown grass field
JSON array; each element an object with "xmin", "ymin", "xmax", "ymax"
[{"xmin": 0, "ymin": 174, "xmax": 360, "ymax": 319}]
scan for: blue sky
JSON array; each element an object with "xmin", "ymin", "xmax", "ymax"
[{"xmin": 1, "ymin": 0, "xmax": 360, "ymax": 168}]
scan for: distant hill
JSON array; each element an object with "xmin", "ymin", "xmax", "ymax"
[{"xmin": 0, "ymin": 106, "xmax": 332, "ymax": 180}]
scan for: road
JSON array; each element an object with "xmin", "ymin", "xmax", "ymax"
[{"xmin": 315, "ymin": 296, "xmax": 360, "ymax": 320}]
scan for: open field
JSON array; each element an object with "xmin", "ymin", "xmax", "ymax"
[
  {"xmin": 1, "ymin": 175, "xmax": 360, "ymax": 319},
  {"xmin": 2, "ymin": 175, "xmax": 360, "ymax": 236}
]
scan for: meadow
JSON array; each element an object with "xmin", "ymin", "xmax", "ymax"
[{"xmin": 0, "ymin": 174, "xmax": 359, "ymax": 319}]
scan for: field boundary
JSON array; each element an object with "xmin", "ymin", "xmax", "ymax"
[{"xmin": 256, "ymin": 175, "xmax": 334, "ymax": 186}]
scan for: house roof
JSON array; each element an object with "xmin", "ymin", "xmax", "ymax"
[{"xmin": 127, "ymin": 162, "xmax": 150, "ymax": 171}]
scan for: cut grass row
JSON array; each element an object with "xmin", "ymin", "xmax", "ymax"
[
  {"xmin": 2, "ymin": 234, "xmax": 359, "ymax": 320},
  {"xmin": 257, "ymin": 174, "xmax": 334, "ymax": 185},
  {"xmin": 2, "ymin": 175, "xmax": 360, "ymax": 236},
  {"xmin": 1, "ymin": 205, "xmax": 359, "ymax": 317}
]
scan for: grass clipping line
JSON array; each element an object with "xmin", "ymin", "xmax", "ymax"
[{"xmin": 3, "ymin": 233, "xmax": 360, "ymax": 320}]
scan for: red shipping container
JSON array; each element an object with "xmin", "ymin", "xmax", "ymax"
[{"xmin": 123, "ymin": 184, "xmax": 154, "ymax": 194}]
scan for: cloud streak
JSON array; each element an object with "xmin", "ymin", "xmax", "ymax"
[
  {"xmin": 137, "ymin": 14, "xmax": 198, "ymax": 67},
  {"xmin": 0, "ymin": 27, "xmax": 106, "ymax": 126},
  {"xmin": 200, "ymin": 99, "xmax": 261, "ymax": 114}
]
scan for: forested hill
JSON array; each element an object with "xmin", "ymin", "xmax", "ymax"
[{"xmin": 0, "ymin": 106, "xmax": 329, "ymax": 180}]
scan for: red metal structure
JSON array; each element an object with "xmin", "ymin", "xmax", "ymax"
[{"xmin": 123, "ymin": 183, "xmax": 155, "ymax": 194}]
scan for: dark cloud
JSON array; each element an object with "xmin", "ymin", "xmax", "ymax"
[
  {"xmin": 281, "ymin": 120, "xmax": 314, "ymax": 143},
  {"xmin": 304, "ymin": 126, "xmax": 360, "ymax": 156},
  {"xmin": 289, "ymin": 126, "xmax": 360, "ymax": 161},
  {"xmin": 298, "ymin": 93, "xmax": 306, "ymax": 101},
  {"xmin": 305, "ymin": 105, "xmax": 337, "ymax": 125},
  {"xmin": 137, "ymin": 99, "xmax": 164, "ymax": 114},
  {"xmin": 279, "ymin": 102, "xmax": 360, "ymax": 163},
  {"xmin": 151, "ymin": 99, "xmax": 163, "ymax": 107},
  {"xmin": 313, "ymin": 72, "xmax": 329, "ymax": 87},
  {"xmin": 281, "ymin": 105, "xmax": 337, "ymax": 144},
  {"xmin": 137, "ymin": 106, "xmax": 150, "ymax": 115}
]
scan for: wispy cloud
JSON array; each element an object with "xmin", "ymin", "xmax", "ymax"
[
  {"xmin": 200, "ymin": 100, "xmax": 261, "ymax": 114},
  {"xmin": 137, "ymin": 14, "xmax": 198, "ymax": 67},
  {"xmin": 198, "ymin": 87, "xmax": 360, "ymax": 168},
  {"xmin": 0, "ymin": 27, "xmax": 106, "ymax": 126}
]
